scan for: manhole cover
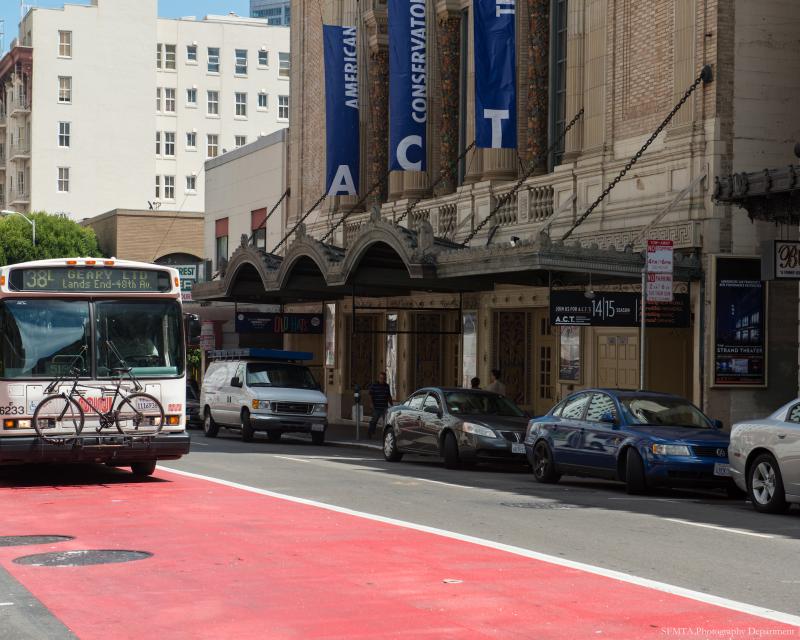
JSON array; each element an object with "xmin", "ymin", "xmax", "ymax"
[
  {"xmin": 501, "ymin": 502, "xmax": 585, "ymax": 510},
  {"xmin": 0, "ymin": 535, "xmax": 74, "ymax": 547},
  {"xmin": 13, "ymin": 550, "xmax": 152, "ymax": 567}
]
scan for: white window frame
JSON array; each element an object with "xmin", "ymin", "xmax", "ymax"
[
  {"xmin": 58, "ymin": 30, "xmax": 72, "ymax": 58},
  {"xmin": 164, "ymin": 131, "xmax": 175, "ymax": 157},
  {"xmin": 156, "ymin": 43, "xmax": 163, "ymax": 69},
  {"xmin": 155, "ymin": 131, "xmax": 161, "ymax": 156},
  {"xmin": 164, "ymin": 87, "xmax": 176, "ymax": 113},
  {"xmin": 207, "ymin": 134, "xmax": 219, "ymax": 158},
  {"xmin": 207, "ymin": 47, "xmax": 220, "ymax": 73},
  {"xmin": 258, "ymin": 49, "xmax": 268, "ymax": 67},
  {"xmin": 164, "ymin": 175, "xmax": 175, "ymax": 200},
  {"xmin": 278, "ymin": 52, "xmax": 290, "ymax": 78},
  {"xmin": 156, "ymin": 87, "xmax": 161, "ymax": 112},
  {"xmin": 57, "ymin": 167, "xmax": 70, "ymax": 193},
  {"xmin": 58, "ymin": 76, "xmax": 72, "ymax": 104},
  {"xmin": 187, "ymin": 44, "xmax": 197, "ymax": 62},
  {"xmin": 258, "ymin": 92, "xmax": 268, "ymax": 110},
  {"xmin": 235, "ymin": 92, "xmax": 247, "ymax": 117},
  {"xmin": 155, "ymin": 175, "xmax": 161, "ymax": 198},
  {"xmin": 186, "ymin": 175, "xmax": 197, "ymax": 193},
  {"xmin": 207, "ymin": 90, "xmax": 219, "ymax": 116},
  {"xmin": 278, "ymin": 95, "xmax": 289, "ymax": 120},
  {"xmin": 235, "ymin": 49, "xmax": 248, "ymax": 75},
  {"xmin": 235, "ymin": 135, "xmax": 247, "ymax": 148},
  {"xmin": 186, "ymin": 88, "xmax": 197, "ymax": 106},
  {"xmin": 186, "ymin": 131, "xmax": 197, "ymax": 150},
  {"xmin": 164, "ymin": 44, "xmax": 176, "ymax": 70},
  {"xmin": 58, "ymin": 121, "xmax": 70, "ymax": 148}
]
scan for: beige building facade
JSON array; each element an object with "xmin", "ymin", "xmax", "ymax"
[{"xmin": 196, "ymin": 0, "xmax": 800, "ymax": 426}]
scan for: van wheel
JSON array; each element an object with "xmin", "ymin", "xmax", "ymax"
[
  {"xmin": 311, "ymin": 430, "xmax": 325, "ymax": 446},
  {"xmin": 203, "ymin": 409, "xmax": 219, "ymax": 438},
  {"xmin": 267, "ymin": 431, "xmax": 282, "ymax": 443},
  {"xmin": 130, "ymin": 461, "xmax": 156, "ymax": 477},
  {"xmin": 241, "ymin": 409, "xmax": 255, "ymax": 442}
]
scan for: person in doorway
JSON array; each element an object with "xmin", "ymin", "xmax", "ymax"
[
  {"xmin": 367, "ymin": 372, "xmax": 393, "ymax": 439},
  {"xmin": 486, "ymin": 369, "xmax": 506, "ymax": 396},
  {"xmin": 470, "ymin": 377, "xmax": 481, "ymax": 389}
]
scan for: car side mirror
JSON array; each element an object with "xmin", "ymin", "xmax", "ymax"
[
  {"xmin": 424, "ymin": 406, "xmax": 442, "ymax": 418},
  {"xmin": 712, "ymin": 418, "xmax": 723, "ymax": 430},
  {"xmin": 230, "ymin": 376, "xmax": 242, "ymax": 388},
  {"xmin": 600, "ymin": 411, "xmax": 618, "ymax": 426}
]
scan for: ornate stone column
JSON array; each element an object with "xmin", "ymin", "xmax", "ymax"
[
  {"xmin": 481, "ymin": 149, "xmax": 517, "ymax": 182},
  {"xmin": 463, "ymin": 2, "xmax": 483, "ymax": 183},
  {"xmin": 435, "ymin": 1, "xmax": 462, "ymax": 194},
  {"xmin": 364, "ymin": 7, "xmax": 390, "ymax": 204},
  {"xmin": 525, "ymin": 0, "xmax": 549, "ymax": 172}
]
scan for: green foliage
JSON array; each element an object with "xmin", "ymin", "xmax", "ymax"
[
  {"xmin": 0, "ymin": 212, "xmax": 104, "ymax": 266},
  {"xmin": 187, "ymin": 347, "xmax": 202, "ymax": 371}
]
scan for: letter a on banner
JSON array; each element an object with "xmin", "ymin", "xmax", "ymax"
[
  {"xmin": 389, "ymin": 0, "xmax": 427, "ymax": 171},
  {"xmin": 474, "ymin": 0, "xmax": 517, "ymax": 149},
  {"xmin": 324, "ymin": 25, "xmax": 360, "ymax": 196}
]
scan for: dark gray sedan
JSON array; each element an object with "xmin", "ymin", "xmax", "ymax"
[{"xmin": 382, "ymin": 387, "xmax": 530, "ymax": 469}]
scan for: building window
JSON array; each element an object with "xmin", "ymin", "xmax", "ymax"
[
  {"xmin": 215, "ymin": 235, "xmax": 228, "ymax": 268},
  {"xmin": 58, "ymin": 76, "xmax": 72, "ymax": 103},
  {"xmin": 58, "ymin": 30, "xmax": 72, "ymax": 57},
  {"xmin": 156, "ymin": 43, "xmax": 162, "ymax": 69},
  {"xmin": 187, "ymin": 44, "xmax": 197, "ymax": 62},
  {"xmin": 164, "ymin": 175, "xmax": 175, "ymax": 200},
  {"xmin": 186, "ymin": 88, "xmax": 197, "ymax": 106},
  {"xmin": 186, "ymin": 175, "xmax": 197, "ymax": 192},
  {"xmin": 235, "ymin": 135, "xmax": 247, "ymax": 148},
  {"xmin": 155, "ymin": 175, "xmax": 160, "ymax": 198},
  {"xmin": 207, "ymin": 47, "xmax": 220, "ymax": 73},
  {"xmin": 18, "ymin": 171, "xmax": 24, "ymax": 195},
  {"xmin": 155, "ymin": 131, "xmax": 161, "ymax": 155},
  {"xmin": 278, "ymin": 52, "xmax": 290, "ymax": 78},
  {"xmin": 235, "ymin": 49, "xmax": 248, "ymax": 75},
  {"xmin": 164, "ymin": 44, "xmax": 176, "ymax": 70},
  {"xmin": 164, "ymin": 131, "xmax": 175, "ymax": 157},
  {"xmin": 207, "ymin": 90, "xmax": 219, "ymax": 115},
  {"xmin": 57, "ymin": 167, "xmax": 70, "ymax": 193},
  {"xmin": 58, "ymin": 121, "xmax": 70, "ymax": 148},
  {"xmin": 550, "ymin": 0, "xmax": 568, "ymax": 167},
  {"xmin": 164, "ymin": 88, "xmax": 176, "ymax": 112},
  {"xmin": 258, "ymin": 49, "xmax": 268, "ymax": 67},
  {"xmin": 258, "ymin": 92, "xmax": 268, "ymax": 109},
  {"xmin": 235, "ymin": 92, "xmax": 247, "ymax": 117},
  {"xmin": 207, "ymin": 134, "xmax": 219, "ymax": 158},
  {"xmin": 186, "ymin": 132, "xmax": 197, "ymax": 149},
  {"xmin": 156, "ymin": 87, "xmax": 161, "ymax": 111},
  {"xmin": 278, "ymin": 95, "xmax": 289, "ymax": 120}
]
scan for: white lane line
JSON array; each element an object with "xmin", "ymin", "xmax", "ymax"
[
  {"xmin": 191, "ymin": 442, "xmax": 209, "ymax": 446},
  {"xmin": 0, "ymin": 602, "xmax": 14, "ymax": 606},
  {"xmin": 161, "ymin": 466, "xmax": 800, "ymax": 627},
  {"xmin": 273, "ymin": 455, "xmax": 313, "ymax": 463},
  {"xmin": 664, "ymin": 518, "xmax": 775, "ymax": 539}
]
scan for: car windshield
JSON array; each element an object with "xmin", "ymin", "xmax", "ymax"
[
  {"xmin": 246, "ymin": 362, "xmax": 318, "ymax": 389},
  {"xmin": 444, "ymin": 392, "xmax": 525, "ymax": 417},
  {"xmin": 618, "ymin": 395, "xmax": 713, "ymax": 429}
]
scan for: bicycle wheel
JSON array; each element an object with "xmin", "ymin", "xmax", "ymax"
[
  {"xmin": 115, "ymin": 393, "xmax": 165, "ymax": 436},
  {"xmin": 32, "ymin": 395, "xmax": 85, "ymax": 443}
]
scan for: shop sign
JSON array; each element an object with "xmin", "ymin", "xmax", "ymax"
[
  {"xmin": 713, "ymin": 257, "xmax": 765, "ymax": 387},
  {"xmin": 236, "ymin": 312, "xmax": 324, "ymax": 335},
  {"xmin": 762, "ymin": 240, "xmax": 800, "ymax": 280},
  {"xmin": 550, "ymin": 291, "xmax": 689, "ymax": 328},
  {"xmin": 175, "ymin": 264, "xmax": 198, "ymax": 303}
]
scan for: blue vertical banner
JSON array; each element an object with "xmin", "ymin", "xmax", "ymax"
[
  {"xmin": 324, "ymin": 25, "xmax": 360, "ymax": 196},
  {"xmin": 389, "ymin": 0, "xmax": 427, "ymax": 171},
  {"xmin": 474, "ymin": 0, "xmax": 517, "ymax": 149}
]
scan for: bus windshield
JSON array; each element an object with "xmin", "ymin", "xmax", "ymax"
[{"xmin": 0, "ymin": 299, "xmax": 184, "ymax": 379}]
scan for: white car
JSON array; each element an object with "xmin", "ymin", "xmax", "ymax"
[
  {"xmin": 729, "ymin": 400, "xmax": 800, "ymax": 513},
  {"xmin": 200, "ymin": 349, "xmax": 328, "ymax": 444}
]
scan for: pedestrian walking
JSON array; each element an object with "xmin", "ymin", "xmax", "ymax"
[
  {"xmin": 367, "ymin": 372, "xmax": 393, "ymax": 439},
  {"xmin": 470, "ymin": 377, "xmax": 481, "ymax": 389},
  {"xmin": 486, "ymin": 369, "xmax": 506, "ymax": 396}
]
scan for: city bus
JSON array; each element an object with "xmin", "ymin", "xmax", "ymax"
[{"xmin": 0, "ymin": 258, "xmax": 191, "ymax": 476}]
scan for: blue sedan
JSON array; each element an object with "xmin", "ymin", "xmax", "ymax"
[{"xmin": 524, "ymin": 389, "xmax": 733, "ymax": 494}]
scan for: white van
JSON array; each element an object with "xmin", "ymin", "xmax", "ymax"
[{"xmin": 200, "ymin": 349, "xmax": 327, "ymax": 444}]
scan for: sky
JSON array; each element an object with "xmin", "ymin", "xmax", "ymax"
[{"xmin": 1, "ymin": 0, "xmax": 251, "ymax": 53}]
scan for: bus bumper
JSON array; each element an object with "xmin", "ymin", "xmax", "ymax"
[{"xmin": 0, "ymin": 432, "xmax": 191, "ymax": 465}]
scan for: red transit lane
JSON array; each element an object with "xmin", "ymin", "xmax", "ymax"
[{"xmin": 0, "ymin": 468, "xmax": 797, "ymax": 639}]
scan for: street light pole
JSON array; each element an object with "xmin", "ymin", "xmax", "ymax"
[{"xmin": 0, "ymin": 209, "xmax": 35, "ymax": 245}]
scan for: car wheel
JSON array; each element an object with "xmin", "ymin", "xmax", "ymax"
[
  {"xmin": 203, "ymin": 409, "xmax": 219, "ymax": 438},
  {"xmin": 532, "ymin": 440, "xmax": 561, "ymax": 484},
  {"xmin": 625, "ymin": 448, "xmax": 647, "ymax": 494},
  {"xmin": 311, "ymin": 430, "xmax": 325, "ymax": 446},
  {"xmin": 267, "ymin": 430, "xmax": 282, "ymax": 443},
  {"xmin": 442, "ymin": 432, "xmax": 460, "ymax": 470},
  {"xmin": 130, "ymin": 461, "xmax": 156, "ymax": 477},
  {"xmin": 241, "ymin": 409, "xmax": 255, "ymax": 442},
  {"xmin": 748, "ymin": 453, "xmax": 789, "ymax": 514},
  {"xmin": 383, "ymin": 428, "xmax": 403, "ymax": 462}
]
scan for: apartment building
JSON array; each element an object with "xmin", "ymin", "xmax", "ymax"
[
  {"xmin": 251, "ymin": 0, "xmax": 291, "ymax": 26},
  {"xmin": 0, "ymin": 0, "xmax": 290, "ymax": 218}
]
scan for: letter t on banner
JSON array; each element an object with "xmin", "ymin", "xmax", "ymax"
[
  {"xmin": 324, "ymin": 25, "xmax": 360, "ymax": 196},
  {"xmin": 474, "ymin": 0, "xmax": 517, "ymax": 149}
]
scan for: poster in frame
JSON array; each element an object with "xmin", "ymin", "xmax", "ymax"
[{"xmin": 559, "ymin": 326, "xmax": 582, "ymax": 383}]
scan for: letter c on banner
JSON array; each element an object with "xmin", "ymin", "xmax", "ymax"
[
  {"xmin": 397, "ymin": 135, "xmax": 423, "ymax": 171},
  {"xmin": 483, "ymin": 109, "xmax": 510, "ymax": 149},
  {"xmin": 328, "ymin": 165, "xmax": 357, "ymax": 196}
]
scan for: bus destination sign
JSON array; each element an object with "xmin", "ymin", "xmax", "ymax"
[{"xmin": 11, "ymin": 267, "xmax": 172, "ymax": 292}]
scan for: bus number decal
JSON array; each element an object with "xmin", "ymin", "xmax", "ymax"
[
  {"xmin": 0, "ymin": 404, "xmax": 25, "ymax": 416},
  {"xmin": 168, "ymin": 403, "xmax": 182, "ymax": 413}
]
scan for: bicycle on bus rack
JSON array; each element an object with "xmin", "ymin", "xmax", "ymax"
[{"xmin": 32, "ymin": 343, "xmax": 166, "ymax": 445}]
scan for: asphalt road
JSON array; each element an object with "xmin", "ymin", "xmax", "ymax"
[{"xmin": 167, "ymin": 430, "xmax": 800, "ymax": 616}]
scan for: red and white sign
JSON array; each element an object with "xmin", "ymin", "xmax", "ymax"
[{"xmin": 646, "ymin": 239, "xmax": 673, "ymax": 302}]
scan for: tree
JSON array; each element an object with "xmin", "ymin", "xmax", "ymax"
[{"xmin": 0, "ymin": 212, "xmax": 103, "ymax": 266}]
